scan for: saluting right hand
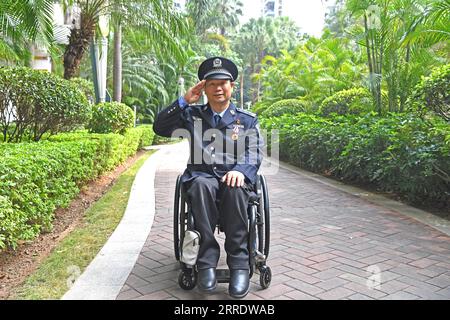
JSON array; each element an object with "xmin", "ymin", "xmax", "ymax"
[{"xmin": 184, "ymin": 80, "xmax": 206, "ymax": 104}]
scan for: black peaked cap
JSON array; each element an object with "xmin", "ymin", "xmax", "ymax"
[{"xmin": 198, "ymin": 57, "xmax": 238, "ymax": 82}]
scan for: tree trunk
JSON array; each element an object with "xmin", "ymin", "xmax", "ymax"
[
  {"xmin": 240, "ymin": 72, "xmax": 244, "ymax": 108},
  {"xmin": 378, "ymin": 31, "xmax": 385, "ymax": 115},
  {"xmin": 363, "ymin": 15, "xmax": 373, "ymax": 75},
  {"xmin": 249, "ymin": 57, "xmax": 258, "ymax": 104},
  {"xmin": 113, "ymin": 22, "xmax": 122, "ymax": 102},
  {"xmin": 399, "ymin": 45, "xmax": 411, "ymax": 112},
  {"xmin": 63, "ymin": 15, "xmax": 95, "ymax": 79},
  {"xmin": 364, "ymin": 15, "xmax": 379, "ymax": 114}
]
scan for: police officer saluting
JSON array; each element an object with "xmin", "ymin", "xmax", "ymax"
[{"xmin": 153, "ymin": 57, "xmax": 263, "ymax": 298}]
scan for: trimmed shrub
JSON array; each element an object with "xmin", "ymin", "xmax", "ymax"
[
  {"xmin": 0, "ymin": 67, "xmax": 91, "ymax": 142},
  {"xmin": 70, "ymin": 77, "xmax": 95, "ymax": 104},
  {"xmin": 137, "ymin": 125, "xmax": 154, "ymax": 148},
  {"xmin": 251, "ymin": 100, "xmax": 272, "ymax": 115},
  {"xmin": 260, "ymin": 112, "xmax": 449, "ymax": 208},
  {"xmin": 262, "ymin": 99, "xmax": 309, "ymax": 117},
  {"xmin": 88, "ymin": 102, "xmax": 135, "ymax": 134},
  {"xmin": 0, "ymin": 126, "xmax": 154, "ymax": 250},
  {"xmin": 0, "ymin": 195, "xmax": 34, "ymax": 250},
  {"xmin": 410, "ymin": 64, "xmax": 450, "ymax": 121},
  {"xmin": 319, "ymin": 88, "xmax": 374, "ymax": 117}
]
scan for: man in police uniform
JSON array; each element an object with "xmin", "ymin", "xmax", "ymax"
[{"xmin": 153, "ymin": 57, "xmax": 263, "ymax": 299}]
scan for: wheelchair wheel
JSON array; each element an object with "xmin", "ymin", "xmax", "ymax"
[
  {"xmin": 257, "ymin": 175, "xmax": 270, "ymax": 258},
  {"xmin": 173, "ymin": 175, "xmax": 182, "ymax": 261},
  {"xmin": 178, "ymin": 269, "xmax": 197, "ymax": 290},
  {"xmin": 259, "ymin": 265, "xmax": 272, "ymax": 289}
]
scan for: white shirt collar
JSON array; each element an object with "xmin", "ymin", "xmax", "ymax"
[{"xmin": 212, "ymin": 107, "xmax": 228, "ymax": 118}]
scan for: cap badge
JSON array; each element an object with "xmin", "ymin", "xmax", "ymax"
[{"xmin": 213, "ymin": 58, "xmax": 222, "ymax": 68}]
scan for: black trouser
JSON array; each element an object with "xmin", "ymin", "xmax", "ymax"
[{"xmin": 185, "ymin": 176, "xmax": 253, "ymax": 270}]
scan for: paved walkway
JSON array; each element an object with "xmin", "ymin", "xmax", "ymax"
[{"xmin": 112, "ymin": 141, "xmax": 450, "ymax": 300}]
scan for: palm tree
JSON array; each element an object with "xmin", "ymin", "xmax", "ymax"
[
  {"xmin": 109, "ymin": 0, "xmax": 188, "ymax": 102},
  {"xmin": 256, "ymin": 35, "xmax": 367, "ymax": 109},
  {"xmin": 118, "ymin": 26, "xmax": 200, "ymax": 122},
  {"xmin": 346, "ymin": 0, "xmax": 446, "ymax": 113},
  {"xmin": 186, "ymin": 0, "xmax": 243, "ymax": 37},
  {"xmin": 0, "ymin": 0, "xmax": 54, "ymax": 63},
  {"xmin": 63, "ymin": 0, "xmax": 106, "ymax": 79},
  {"xmin": 208, "ymin": 0, "xmax": 243, "ymax": 36},
  {"xmin": 186, "ymin": 0, "xmax": 213, "ymax": 36},
  {"xmin": 233, "ymin": 17, "xmax": 299, "ymax": 103},
  {"xmin": 63, "ymin": 0, "xmax": 188, "ymax": 83},
  {"xmin": 405, "ymin": 0, "xmax": 450, "ymax": 47}
]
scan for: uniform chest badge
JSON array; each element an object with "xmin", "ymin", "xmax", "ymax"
[{"xmin": 231, "ymin": 119, "xmax": 241, "ymax": 140}]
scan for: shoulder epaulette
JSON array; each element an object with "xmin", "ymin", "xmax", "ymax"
[
  {"xmin": 191, "ymin": 104, "xmax": 208, "ymax": 112},
  {"xmin": 236, "ymin": 108, "xmax": 256, "ymax": 118},
  {"xmin": 189, "ymin": 104, "xmax": 203, "ymax": 109}
]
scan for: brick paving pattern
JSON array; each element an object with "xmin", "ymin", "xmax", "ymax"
[{"xmin": 117, "ymin": 143, "xmax": 450, "ymax": 300}]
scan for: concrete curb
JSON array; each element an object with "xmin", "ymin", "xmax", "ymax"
[
  {"xmin": 265, "ymin": 157, "xmax": 450, "ymax": 237},
  {"xmin": 62, "ymin": 147, "xmax": 165, "ymax": 300}
]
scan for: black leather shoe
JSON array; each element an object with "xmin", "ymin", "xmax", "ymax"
[
  {"xmin": 198, "ymin": 268, "xmax": 217, "ymax": 292},
  {"xmin": 229, "ymin": 269, "xmax": 250, "ymax": 298}
]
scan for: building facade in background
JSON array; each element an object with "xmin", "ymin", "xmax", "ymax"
[
  {"xmin": 173, "ymin": 0, "xmax": 186, "ymax": 12},
  {"xmin": 30, "ymin": 3, "xmax": 77, "ymax": 72},
  {"xmin": 261, "ymin": 0, "xmax": 283, "ymax": 17}
]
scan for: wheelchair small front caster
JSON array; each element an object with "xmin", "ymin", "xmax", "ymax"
[
  {"xmin": 178, "ymin": 270, "xmax": 197, "ymax": 290},
  {"xmin": 259, "ymin": 265, "xmax": 272, "ymax": 289}
]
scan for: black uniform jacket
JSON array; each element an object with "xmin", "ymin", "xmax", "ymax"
[{"xmin": 153, "ymin": 99, "xmax": 263, "ymax": 185}]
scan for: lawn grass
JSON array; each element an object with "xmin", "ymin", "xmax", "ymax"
[{"xmin": 11, "ymin": 150, "xmax": 155, "ymax": 300}]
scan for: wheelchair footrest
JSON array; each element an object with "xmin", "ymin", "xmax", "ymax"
[{"xmin": 216, "ymin": 269, "xmax": 230, "ymax": 283}]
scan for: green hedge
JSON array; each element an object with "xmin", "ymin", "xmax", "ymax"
[
  {"xmin": 261, "ymin": 112, "xmax": 450, "ymax": 208},
  {"xmin": 70, "ymin": 77, "xmax": 95, "ymax": 104},
  {"xmin": 88, "ymin": 102, "xmax": 135, "ymax": 134},
  {"xmin": 319, "ymin": 88, "xmax": 374, "ymax": 117},
  {"xmin": 0, "ymin": 67, "xmax": 91, "ymax": 142},
  {"xmin": 410, "ymin": 64, "xmax": 449, "ymax": 121},
  {"xmin": 0, "ymin": 126, "xmax": 154, "ymax": 250},
  {"xmin": 262, "ymin": 99, "xmax": 310, "ymax": 117}
]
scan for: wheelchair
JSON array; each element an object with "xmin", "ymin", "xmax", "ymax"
[{"xmin": 173, "ymin": 174, "xmax": 272, "ymax": 291}]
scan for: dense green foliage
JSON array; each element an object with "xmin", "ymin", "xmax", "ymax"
[
  {"xmin": 0, "ymin": 67, "xmax": 91, "ymax": 142},
  {"xmin": 254, "ymin": 1, "xmax": 449, "ymax": 214},
  {"xmin": 319, "ymin": 88, "xmax": 374, "ymax": 117},
  {"xmin": 260, "ymin": 99, "xmax": 309, "ymax": 117},
  {"xmin": 0, "ymin": 126, "xmax": 154, "ymax": 250},
  {"xmin": 0, "ymin": 0, "xmax": 54, "ymax": 63},
  {"xmin": 70, "ymin": 77, "xmax": 96, "ymax": 105},
  {"xmin": 256, "ymin": 35, "xmax": 366, "ymax": 111},
  {"xmin": 410, "ymin": 64, "xmax": 450, "ymax": 121},
  {"xmin": 345, "ymin": 0, "xmax": 448, "ymax": 113},
  {"xmin": 261, "ymin": 113, "xmax": 449, "ymax": 208},
  {"xmin": 2, "ymin": 1, "xmax": 448, "ymax": 253},
  {"xmin": 88, "ymin": 102, "xmax": 135, "ymax": 134}
]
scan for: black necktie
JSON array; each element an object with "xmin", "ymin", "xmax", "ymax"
[{"xmin": 213, "ymin": 114, "xmax": 221, "ymax": 127}]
